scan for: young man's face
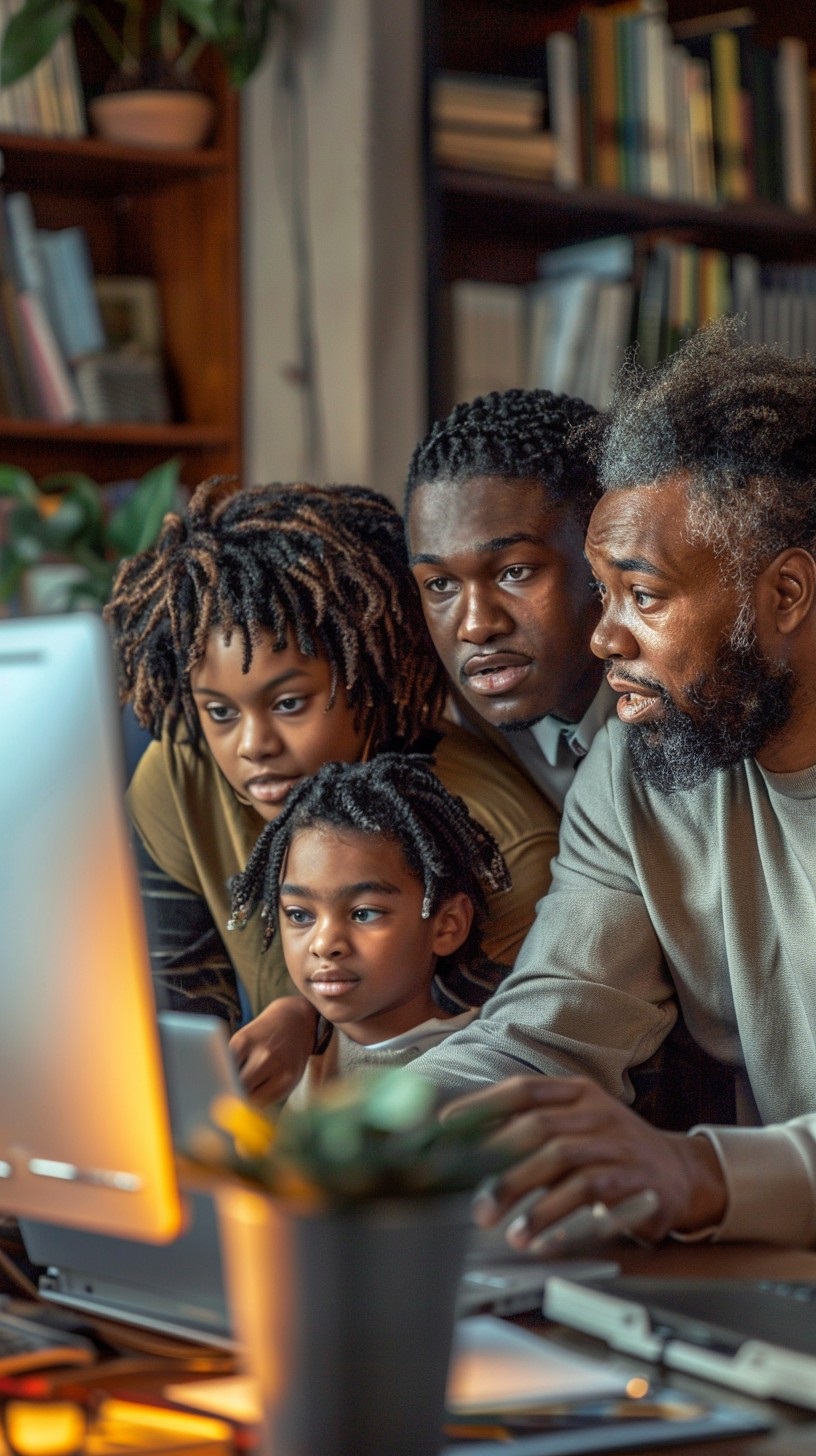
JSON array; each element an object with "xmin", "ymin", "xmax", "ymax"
[
  {"xmin": 278, "ymin": 827, "xmax": 470, "ymax": 1044},
  {"xmin": 407, "ymin": 476, "xmax": 602, "ymax": 730},
  {"xmin": 585, "ymin": 474, "xmax": 795, "ymax": 790},
  {"xmin": 190, "ymin": 629, "xmax": 368, "ymax": 822}
]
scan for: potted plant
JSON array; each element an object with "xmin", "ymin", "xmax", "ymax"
[
  {"xmin": 202, "ymin": 1068, "xmax": 507, "ymax": 1456},
  {"xmin": 0, "ymin": 0, "xmax": 286, "ymax": 146},
  {"xmin": 0, "ymin": 457, "xmax": 181, "ymax": 612}
]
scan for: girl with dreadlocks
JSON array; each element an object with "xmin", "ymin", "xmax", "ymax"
[
  {"xmin": 228, "ymin": 756, "xmax": 511, "ymax": 1103},
  {"xmin": 106, "ymin": 476, "xmax": 557, "ymax": 1101}
]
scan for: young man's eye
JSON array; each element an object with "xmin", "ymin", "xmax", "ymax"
[
  {"xmin": 500, "ymin": 565, "xmax": 533, "ymax": 583},
  {"xmin": 351, "ymin": 906, "xmax": 384, "ymax": 924}
]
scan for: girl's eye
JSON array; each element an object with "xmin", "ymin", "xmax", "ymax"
[
  {"xmin": 275, "ymin": 696, "xmax": 307, "ymax": 714},
  {"xmin": 283, "ymin": 906, "xmax": 313, "ymax": 925},
  {"xmin": 205, "ymin": 702, "xmax": 238, "ymax": 723},
  {"xmin": 351, "ymin": 907, "xmax": 383, "ymax": 924}
]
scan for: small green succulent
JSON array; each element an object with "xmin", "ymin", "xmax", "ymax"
[{"xmin": 205, "ymin": 1067, "xmax": 507, "ymax": 1207}]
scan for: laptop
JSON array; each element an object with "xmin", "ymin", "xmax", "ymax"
[
  {"xmin": 19, "ymin": 1014, "xmax": 243, "ymax": 1349},
  {"xmin": 545, "ymin": 1273, "xmax": 816, "ymax": 1408}
]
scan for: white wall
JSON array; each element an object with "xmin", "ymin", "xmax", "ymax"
[{"xmin": 241, "ymin": 0, "xmax": 425, "ymax": 503}]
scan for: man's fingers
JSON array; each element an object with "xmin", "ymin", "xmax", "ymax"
[{"xmin": 440, "ymin": 1074, "xmax": 589, "ymax": 1125}]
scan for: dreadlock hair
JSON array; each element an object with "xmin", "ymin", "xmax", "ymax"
[
  {"xmin": 588, "ymin": 316, "xmax": 816, "ymax": 638},
  {"xmin": 229, "ymin": 754, "xmax": 513, "ymax": 1012},
  {"xmin": 104, "ymin": 477, "xmax": 448, "ymax": 753},
  {"xmin": 405, "ymin": 387, "xmax": 600, "ymax": 528}
]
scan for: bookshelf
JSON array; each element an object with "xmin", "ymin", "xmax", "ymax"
[
  {"xmin": 0, "ymin": 46, "xmax": 241, "ymax": 487},
  {"xmin": 426, "ymin": 0, "xmax": 816, "ymax": 420}
]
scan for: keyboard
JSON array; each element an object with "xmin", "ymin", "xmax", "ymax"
[{"xmin": 0, "ymin": 1309, "xmax": 96, "ymax": 1375}]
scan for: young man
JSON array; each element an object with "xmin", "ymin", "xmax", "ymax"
[
  {"xmin": 405, "ymin": 387, "xmax": 616, "ymax": 814},
  {"xmin": 413, "ymin": 319, "xmax": 816, "ymax": 1249}
]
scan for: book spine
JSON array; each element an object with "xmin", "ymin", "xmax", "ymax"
[
  {"xmin": 546, "ymin": 32, "xmax": 582, "ymax": 189},
  {"xmin": 777, "ymin": 37, "xmax": 814, "ymax": 213},
  {"xmin": 15, "ymin": 291, "xmax": 81, "ymax": 422}
]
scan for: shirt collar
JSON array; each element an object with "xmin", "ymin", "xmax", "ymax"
[{"xmin": 529, "ymin": 680, "xmax": 618, "ymax": 768}]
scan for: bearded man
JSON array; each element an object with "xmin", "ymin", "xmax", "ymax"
[{"xmin": 414, "ymin": 317, "xmax": 816, "ymax": 1250}]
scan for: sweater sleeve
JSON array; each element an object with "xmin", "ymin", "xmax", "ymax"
[
  {"xmin": 412, "ymin": 725, "xmax": 678, "ymax": 1096},
  {"xmin": 694, "ymin": 1119, "xmax": 816, "ymax": 1246}
]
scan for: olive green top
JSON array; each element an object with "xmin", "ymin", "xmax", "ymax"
[{"xmin": 127, "ymin": 720, "xmax": 559, "ymax": 1017}]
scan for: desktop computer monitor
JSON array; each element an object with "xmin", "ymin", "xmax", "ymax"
[{"xmin": 0, "ymin": 613, "xmax": 181, "ymax": 1242}]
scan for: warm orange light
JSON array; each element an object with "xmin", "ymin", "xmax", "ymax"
[
  {"xmin": 625, "ymin": 1376, "xmax": 650, "ymax": 1399},
  {"xmin": 3, "ymin": 1399, "xmax": 87, "ymax": 1456}
]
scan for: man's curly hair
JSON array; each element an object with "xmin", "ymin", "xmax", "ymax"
[
  {"xmin": 405, "ymin": 387, "xmax": 600, "ymax": 526},
  {"xmin": 589, "ymin": 316, "xmax": 816, "ymax": 599}
]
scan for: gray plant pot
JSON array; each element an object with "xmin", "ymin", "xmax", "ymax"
[{"xmin": 218, "ymin": 1187, "xmax": 472, "ymax": 1456}]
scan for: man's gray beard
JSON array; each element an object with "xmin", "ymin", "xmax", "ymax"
[{"xmin": 624, "ymin": 640, "xmax": 796, "ymax": 794}]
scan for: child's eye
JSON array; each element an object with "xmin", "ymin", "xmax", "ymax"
[
  {"xmin": 275, "ymin": 696, "xmax": 307, "ymax": 714},
  {"xmin": 283, "ymin": 906, "xmax": 313, "ymax": 925},
  {"xmin": 205, "ymin": 702, "xmax": 238, "ymax": 723},
  {"xmin": 351, "ymin": 907, "xmax": 384, "ymax": 924}
]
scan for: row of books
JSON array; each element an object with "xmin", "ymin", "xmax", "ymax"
[
  {"xmin": 447, "ymin": 236, "xmax": 816, "ymax": 411},
  {"xmin": 0, "ymin": 188, "xmax": 172, "ymax": 424},
  {"xmin": 0, "ymin": 0, "xmax": 86, "ymax": 138},
  {"xmin": 432, "ymin": 3, "xmax": 816, "ymax": 210}
]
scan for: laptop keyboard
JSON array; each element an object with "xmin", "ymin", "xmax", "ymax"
[{"xmin": 0, "ymin": 1309, "xmax": 96, "ymax": 1374}]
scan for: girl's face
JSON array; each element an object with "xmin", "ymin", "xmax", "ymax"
[
  {"xmin": 190, "ymin": 628, "xmax": 368, "ymax": 822},
  {"xmin": 278, "ymin": 826, "xmax": 472, "ymax": 1045}
]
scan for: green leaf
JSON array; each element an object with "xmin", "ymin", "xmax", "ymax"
[
  {"xmin": 5, "ymin": 502, "xmax": 49, "ymax": 565},
  {"xmin": 0, "ymin": 0, "xmax": 78, "ymax": 86},
  {"xmin": 105, "ymin": 458, "xmax": 180, "ymax": 558},
  {"xmin": 41, "ymin": 473, "xmax": 106, "ymax": 553},
  {"xmin": 0, "ymin": 543, "xmax": 25, "ymax": 602},
  {"xmin": 174, "ymin": 0, "xmax": 220, "ymax": 42},
  {"xmin": 0, "ymin": 466, "xmax": 38, "ymax": 503}
]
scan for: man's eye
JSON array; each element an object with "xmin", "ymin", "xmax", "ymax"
[
  {"xmin": 351, "ymin": 907, "xmax": 383, "ymax": 924},
  {"xmin": 501, "ymin": 565, "xmax": 533, "ymax": 582},
  {"xmin": 632, "ymin": 588, "xmax": 656, "ymax": 608},
  {"xmin": 591, "ymin": 579, "xmax": 607, "ymax": 599},
  {"xmin": 205, "ymin": 702, "xmax": 237, "ymax": 723},
  {"xmin": 424, "ymin": 576, "xmax": 456, "ymax": 595}
]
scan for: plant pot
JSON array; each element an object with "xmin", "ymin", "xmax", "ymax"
[
  {"xmin": 217, "ymin": 1187, "xmax": 472, "ymax": 1456},
  {"xmin": 89, "ymin": 90, "xmax": 216, "ymax": 149}
]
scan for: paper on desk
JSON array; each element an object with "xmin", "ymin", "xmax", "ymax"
[{"xmin": 164, "ymin": 1315, "xmax": 628, "ymax": 1424}]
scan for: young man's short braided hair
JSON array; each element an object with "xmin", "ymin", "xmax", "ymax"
[
  {"xmin": 405, "ymin": 387, "xmax": 600, "ymax": 526},
  {"xmin": 229, "ymin": 754, "xmax": 512, "ymax": 1011},
  {"xmin": 104, "ymin": 477, "xmax": 448, "ymax": 753}
]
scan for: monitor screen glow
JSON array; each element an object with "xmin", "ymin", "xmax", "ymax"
[{"xmin": 0, "ymin": 614, "xmax": 180, "ymax": 1242}]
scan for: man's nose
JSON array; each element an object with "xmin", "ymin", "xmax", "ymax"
[
  {"xmin": 457, "ymin": 585, "xmax": 514, "ymax": 644},
  {"xmin": 591, "ymin": 606, "xmax": 639, "ymax": 662}
]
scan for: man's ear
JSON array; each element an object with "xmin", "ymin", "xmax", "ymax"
[
  {"xmin": 755, "ymin": 548, "xmax": 816, "ymax": 638},
  {"xmin": 430, "ymin": 892, "xmax": 473, "ymax": 958}
]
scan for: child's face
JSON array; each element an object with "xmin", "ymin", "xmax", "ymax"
[
  {"xmin": 279, "ymin": 826, "xmax": 472, "ymax": 1045},
  {"xmin": 190, "ymin": 628, "xmax": 368, "ymax": 822}
]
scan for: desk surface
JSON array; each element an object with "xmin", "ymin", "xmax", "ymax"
[{"xmin": 537, "ymin": 1240, "xmax": 816, "ymax": 1456}]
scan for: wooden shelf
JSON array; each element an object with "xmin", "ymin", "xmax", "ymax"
[
  {"xmin": 0, "ymin": 132, "xmax": 230, "ymax": 193},
  {"xmin": 438, "ymin": 169, "xmax": 816, "ymax": 267}
]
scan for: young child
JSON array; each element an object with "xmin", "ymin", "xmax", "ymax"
[{"xmin": 228, "ymin": 754, "xmax": 511, "ymax": 1103}]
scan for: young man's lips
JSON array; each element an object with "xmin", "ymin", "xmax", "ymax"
[
  {"xmin": 607, "ymin": 675, "xmax": 663, "ymax": 725},
  {"xmin": 244, "ymin": 775, "xmax": 300, "ymax": 804},
  {"xmin": 462, "ymin": 654, "xmax": 532, "ymax": 697}
]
